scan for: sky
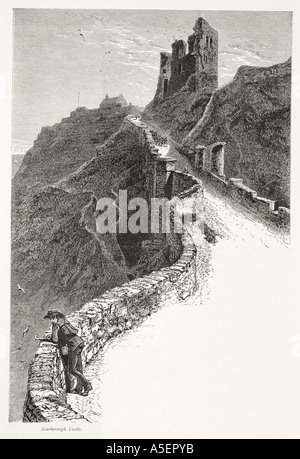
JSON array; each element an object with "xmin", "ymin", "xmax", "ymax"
[{"xmin": 12, "ymin": 9, "xmax": 292, "ymax": 155}]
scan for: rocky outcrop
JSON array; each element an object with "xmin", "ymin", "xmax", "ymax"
[
  {"xmin": 143, "ymin": 81, "xmax": 212, "ymax": 143},
  {"xmin": 12, "ymin": 122, "xmax": 144, "ymax": 316},
  {"xmin": 13, "ymin": 104, "xmax": 141, "ymax": 197},
  {"xmin": 12, "ymin": 117, "xmax": 184, "ymax": 341},
  {"xmin": 183, "ymin": 59, "xmax": 291, "ymax": 207}
]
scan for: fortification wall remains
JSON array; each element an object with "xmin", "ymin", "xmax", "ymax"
[
  {"xmin": 23, "ymin": 116, "xmax": 204, "ymax": 422},
  {"xmin": 182, "ymin": 146, "xmax": 290, "ymax": 228}
]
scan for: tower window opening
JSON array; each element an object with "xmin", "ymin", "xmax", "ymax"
[
  {"xmin": 178, "ymin": 63, "xmax": 182, "ymax": 74},
  {"xmin": 195, "ymin": 147, "xmax": 205, "ymax": 169},
  {"xmin": 162, "ymin": 69, "xmax": 167, "ymax": 74},
  {"xmin": 210, "ymin": 37, "xmax": 213, "ymax": 47},
  {"xmin": 163, "ymin": 79, "xmax": 168, "ymax": 96},
  {"xmin": 206, "ymin": 36, "xmax": 209, "ymax": 46},
  {"xmin": 161, "ymin": 55, "xmax": 168, "ymax": 66}
]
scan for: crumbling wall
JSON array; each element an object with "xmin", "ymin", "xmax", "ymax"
[
  {"xmin": 182, "ymin": 145, "xmax": 289, "ymax": 227},
  {"xmin": 153, "ymin": 17, "xmax": 218, "ymax": 103}
]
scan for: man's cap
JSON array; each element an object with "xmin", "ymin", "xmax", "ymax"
[{"xmin": 44, "ymin": 309, "xmax": 65, "ymax": 319}]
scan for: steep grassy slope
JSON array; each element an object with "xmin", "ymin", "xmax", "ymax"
[
  {"xmin": 12, "ymin": 121, "xmax": 153, "ymax": 320},
  {"xmin": 143, "ymin": 73, "xmax": 212, "ymax": 142},
  {"xmin": 13, "ymin": 104, "xmax": 141, "ymax": 196},
  {"xmin": 143, "ymin": 58, "xmax": 291, "ymax": 207},
  {"xmin": 10, "ymin": 112, "xmax": 168, "ymax": 421},
  {"xmin": 184, "ymin": 59, "xmax": 291, "ymax": 207}
]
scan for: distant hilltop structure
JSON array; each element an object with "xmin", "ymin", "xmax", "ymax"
[
  {"xmin": 156, "ymin": 17, "xmax": 218, "ymax": 100},
  {"xmin": 100, "ymin": 93, "xmax": 128, "ymax": 109}
]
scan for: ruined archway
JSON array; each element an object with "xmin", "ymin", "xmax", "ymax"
[
  {"xmin": 211, "ymin": 142, "xmax": 225, "ymax": 177},
  {"xmin": 163, "ymin": 79, "xmax": 169, "ymax": 96},
  {"xmin": 195, "ymin": 146, "xmax": 205, "ymax": 170}
]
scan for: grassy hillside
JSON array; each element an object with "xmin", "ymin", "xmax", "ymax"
[
  {"xmin": 184, "ymin": 59, "xmax": 291, "ymax": 207},
  {"xmin": 143, "ymin": 59, "xmax": 291, "ymax": 207},
  {"xmin": 143, "ymin": 72, "xmax": 212, "ymax": 142},
  {"xmin": 10, "ymin": 108, "xmax": 169, "ymax": 421}
]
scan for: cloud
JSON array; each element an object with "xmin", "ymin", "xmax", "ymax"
[
  {"xmin": 127, "ymin": 37, "xmax": 144, "ymax": 46},
  {"xmin": 221, "ymin": 53, "xmax": 254, "ymax": 67},
  {"xmin": 222, "ymin": 35, "xmax": 271, "ymax": 63},
  {"xmin": 233, "ymin": 46, "xmax": 269, "ymax": 61},
  {"xmin": 220, "ymin": 42, "xmax": 272, "ymax": 68},
  {"xmin": 149, "ymin": 41, "xmax": 166, "ymax": 50},
  {"xmin": 12, "ymin": 139, "xmax": 32, "ymax": 155},
  {"xmin": 108, "ymin": 38, "xmax": 121, "ymax": 44}
]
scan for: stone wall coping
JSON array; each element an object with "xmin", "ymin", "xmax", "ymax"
[
  {"xmin": 229, "ymin": 177, "xmax": 243, "ymax": 183},
  {"xmin": 125, "ymin": 115, "xmax": 175, "ymax": 164},
  {"xmin": 198, "ymin": 168, "xmax": 279, "ymax": 213},
  {"xmin": 209, "ymin": 141, "xmax": 226, "ymax": 149},
  {"xmin": 230, "ymin": 179, "xmax": 257, "ymax": 194},
  {"xmin": 255, "ymin": 196, "xmax": 276, "ymax": 205},
  {"xmin": 209, "ymin": 172, "xmax": 229, "ymax": 186},
  {"xmin": 278, "ymin": 206, "xmax": 290, "ymax": 214}
]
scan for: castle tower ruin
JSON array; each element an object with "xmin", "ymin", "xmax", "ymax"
[{"xmin": 155, "ymin": 17, "xmax": 218, "ymax": 100}]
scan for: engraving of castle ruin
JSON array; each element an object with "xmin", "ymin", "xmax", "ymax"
[{"xmin": 9, "ymin": 10, "xmax": 295, "ymax": 438}]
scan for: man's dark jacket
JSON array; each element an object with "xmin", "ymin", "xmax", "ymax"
[{"xmin": 56, "ymin": 322, "xmax": 84, "ymax": 352}]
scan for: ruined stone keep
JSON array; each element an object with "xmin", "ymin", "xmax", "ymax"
[{"xmin": 156, "ymin": 18, "xmax": 218, "ymax": 100}]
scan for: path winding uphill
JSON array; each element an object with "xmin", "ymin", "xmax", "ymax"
[{"xmin": 68, "ymin": 140, "xmax": 299, "ymax": 438}]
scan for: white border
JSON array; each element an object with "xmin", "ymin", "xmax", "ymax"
[{"xmin": 1, "ymin": 0, "xmax": 299, "ymax": 439}]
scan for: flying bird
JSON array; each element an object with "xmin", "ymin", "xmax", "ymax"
[
  {"xmin": 17, "ymin": 284, "xmax": 26, "ymax": 294},
  {"xmin": 22, "ymin": 327, "xmax": 29, "ymax": 338},
  {"xmin": 105, "ymin": 49, "xmax": 112, "ymax": 54},
  {"xmin": 98, "ymin": 69, "xmax": 102, "ymax": 72},
  {"xmin": 78, "ymin": 29, "xmax": 86, "ymax": 41}
]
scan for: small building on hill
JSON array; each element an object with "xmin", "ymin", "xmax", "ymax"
[{"xmin": 100, "ymin": 94, "xmax": 128, "ymax": 109}]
